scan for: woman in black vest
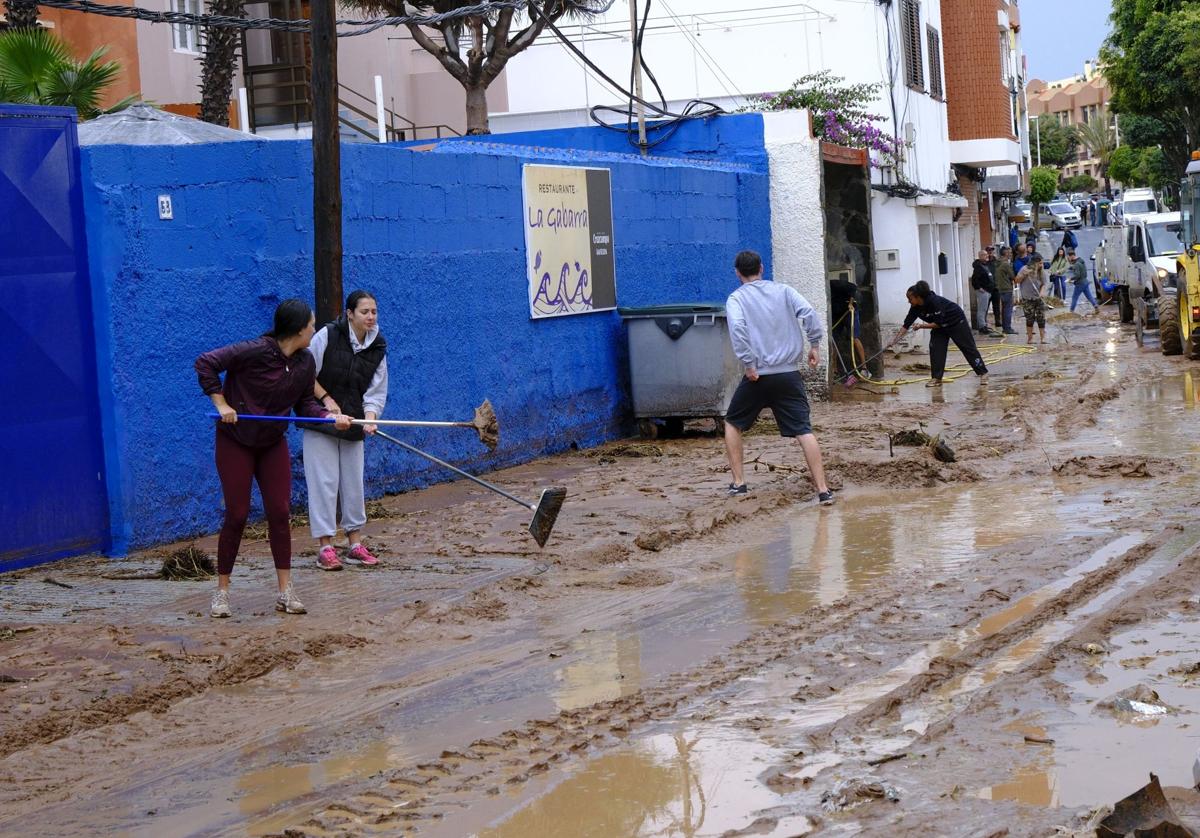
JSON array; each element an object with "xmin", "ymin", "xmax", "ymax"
[{"xmin": 303, "ymin": 290, "xmax": 389, "ymax": 570}]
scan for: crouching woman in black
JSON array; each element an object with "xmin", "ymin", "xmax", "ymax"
[{"xmin": 891, "ymin": 280, "xmax": 989, "ymax": 388}]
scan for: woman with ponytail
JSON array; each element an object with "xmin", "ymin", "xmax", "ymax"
[{"xmin": 195, "ymin": 299, "xmax": 352, "ymax": 619}]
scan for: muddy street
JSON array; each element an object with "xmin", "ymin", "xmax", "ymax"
[{"xmin": 4, "ymin": 309, "xmax": 1200, "ymax": 837}]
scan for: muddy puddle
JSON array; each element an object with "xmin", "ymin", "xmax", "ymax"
[{"xmin": 980, "ymin": 613, "xmax": 1200, "ymax": 810}]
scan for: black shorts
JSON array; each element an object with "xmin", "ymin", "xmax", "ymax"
[{"xmin": 725, "ymin": 371, "xmax": 812, "ymax": 437}]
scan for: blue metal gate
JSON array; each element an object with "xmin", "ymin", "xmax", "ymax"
[{"xmin": 0, "ymin": 105, "xmax": 109, "ymax": 570}]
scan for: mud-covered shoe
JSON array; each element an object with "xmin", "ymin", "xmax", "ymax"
[
  {"xmin": 727, "ymin": 483, "xmax": 748, "ymax": 497},
  {"xmin": 925, "ymin": 379, "xmax": 943, "ymax": 388},
  {"xmin": 210, "ymin": 588, "xmax": 231, "ymax": 618},
  {"xmin": 276, "ymin": 583, "xmax": 306, "ymax": 614},
  {"xmin": 818, "ymin": 490, "xmax": 836, "ymax": 506},
  {"xmin": 316, "ymin": 545, "xmax": 342, "ymax": 571},
  {"xmin": 978, "ymin": 373, "xmax": 989, "ymax": 386},
  {"xmin": 347, "ymin": 543, "xmax": 379, "ymax": 566}
]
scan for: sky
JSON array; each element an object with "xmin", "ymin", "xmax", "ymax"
[{"xmin": 1019, "ymin": 0, "xmax": 1113, "ymax": 82}]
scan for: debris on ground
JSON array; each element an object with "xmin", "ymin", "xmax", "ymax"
[
  {"xmin": 1085, "ymin": 642, "xmax": 1108, "ymax": 656},
  {"xmin": 890, "ymin": 429, "xmax": 931, "ymax": 447},
  {"xmin": 1170, "ymin": 661, "xmax": 1200, "ymax": 677},
  {"xmin": 1096, "ymin": 773, "xmax": 1197, "ymax": 837},
  {"xmin": 1099, "ymin": 685, "xmax": 1171, "ymax": 718},
  {"xmin": 588, "ymin": 443, "xmax": 664, "ymax": 458},
  {"xmin": 820, "ymin": 778, "xmax": 901, "ymax": 812},
  {"xmin": 161, "ymin": 545, "xmax": 216, "ymax": 580},
  {"xmin": 929, "ymin": 435, "xmax": 956, "ymax": 463},
  {"xmin": 0, "ymin": 626, "xmax": 35, "ymax": 642}
]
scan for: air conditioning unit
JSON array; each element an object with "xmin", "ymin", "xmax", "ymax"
[
  {"xmin": 876, "ymin": 249, "xmax": 901, "ymax": 270},
  {"xmin": 826, "ymin": 265, "xmax": 853, "ymax": 284}
]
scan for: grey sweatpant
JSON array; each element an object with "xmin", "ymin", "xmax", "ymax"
[{"xmin": 302, "ymin": 430, "xmax": 366, "ymax": 540}]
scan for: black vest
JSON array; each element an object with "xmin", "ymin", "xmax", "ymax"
[{"xmin": 309, "ymin": 318, "xmax": 387, "ymax": 442}]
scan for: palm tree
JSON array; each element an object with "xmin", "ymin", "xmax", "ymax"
[
  {"xmin": 0, "ymin": 29, "xmax": 130, "ymax": 118},
  {"xmin": 340, "ymin": 0, "xmax": 609, "ymax": 134},
  {"xmin": 198, "ymin": 0, "xmax": 246, "ymax": 125},
  {"xmin": 2, "ymin": 0, "xmax": 40, "ymax": 31},
  {"xmin": 1074, "ymin": 109, "xmax": 1118, "ymax": 197}
]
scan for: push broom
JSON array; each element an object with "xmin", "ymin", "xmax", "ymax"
[{"xmin": 373, "ymin": 431, "xmax": 566, "ymax": 549}]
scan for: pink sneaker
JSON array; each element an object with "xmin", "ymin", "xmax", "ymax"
[
  {"xmin": 316, "ymin": 545, "xmax": 343, "ymax": 571},
  {"xmin": 347, "ymin": 543, "xmax": 379, "ymax": 566}
]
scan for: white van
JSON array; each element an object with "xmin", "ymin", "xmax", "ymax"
[{"xmin": 1121, "ymin": 188, "xmax": 1159, "ymax": 222}]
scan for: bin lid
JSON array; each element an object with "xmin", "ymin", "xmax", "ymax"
[{"xmin": 617, "ymin": 303, "xmax": 725, "ymax": 317}]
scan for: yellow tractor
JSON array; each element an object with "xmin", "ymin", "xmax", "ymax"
[{"xmin": 1166, "ymin": 152, "xmax": 1200, "ymax": 357}]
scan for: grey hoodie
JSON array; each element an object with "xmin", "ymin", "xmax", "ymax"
[{"xmin": 726, "ymin": 279, "xmax": 824, "ymax": 375}]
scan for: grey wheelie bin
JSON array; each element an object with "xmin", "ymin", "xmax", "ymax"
[{"xmin": 618, "ymin": 304, "xmax": 743, "ymax": 438}]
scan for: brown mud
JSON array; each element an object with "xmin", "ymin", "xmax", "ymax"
[{"xmin": 3, "ymin": 314, "xmax": 1200, "ymax": 836}]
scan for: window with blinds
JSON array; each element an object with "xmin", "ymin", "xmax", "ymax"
[
  {"xmin": 927, "ymin": 25, "xmax": 943, "ymax": 100},
  {"xmin": 901, "ymin": 0, "xmax": 924, "ymax": 91}
]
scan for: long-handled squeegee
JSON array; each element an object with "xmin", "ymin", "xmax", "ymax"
[{"xmin": 374, "ymin": 431, "xmax": 566, "ymax": 548}]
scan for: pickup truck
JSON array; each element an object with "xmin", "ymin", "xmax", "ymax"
[{"xmin": 1092, "ymin": 212, "xmax": 1184, "ymax": 342}]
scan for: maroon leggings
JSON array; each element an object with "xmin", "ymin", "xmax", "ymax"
[{"xmin": 214, "ymin": 432, "xmax": 292, "ymax": 575}]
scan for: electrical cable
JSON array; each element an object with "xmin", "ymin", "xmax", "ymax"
[
  {"xmin": 531, "ymin": 0, "xmax": 725, "ymax": 152},
  {"xmin": 31, "ymin": 0, "xmax": 619, "ymax": 37}
]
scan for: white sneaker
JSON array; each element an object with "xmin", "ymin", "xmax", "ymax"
[
  {"xmin": 276, "ymin": 582, "xmax": 306, "ymax": 614},
  {"xmin": 210, "ymin": 588, "xmax": 231, "ymax": 618}
]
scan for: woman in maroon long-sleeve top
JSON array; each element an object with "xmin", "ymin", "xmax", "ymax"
[{"xmin": 196, "ymin": 299, "xmax": 351, "ymax": 618}]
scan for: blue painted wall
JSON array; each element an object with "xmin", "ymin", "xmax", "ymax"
[{"xmin": 80, "ymin": 117, "xmax": 770, "ymax": 550}]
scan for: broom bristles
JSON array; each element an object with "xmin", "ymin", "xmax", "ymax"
[{"xmin": 473, "ymin": 399, "xmax": 500, "ymax": 451}]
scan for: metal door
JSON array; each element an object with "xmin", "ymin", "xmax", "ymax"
[{"xmin": 0, "ymin": 105, "xmax": 109, "ymax": 570}]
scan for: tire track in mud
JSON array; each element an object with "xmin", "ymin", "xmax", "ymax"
[
  {"xmin": 813, "ymin": 526, "xmax": 1189, "ymax": 745},
  {"xmin": 0, "ymin": 634, "xmax": 367, "ymax": 759},
  {"xmin": 277, "ymin": 584, "xmax": 912, "ymax": 836}
]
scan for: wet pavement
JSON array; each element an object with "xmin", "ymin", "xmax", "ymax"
[{"xmin": 4, "ymin": 312, "xmax": 1200, "ymax": 836}]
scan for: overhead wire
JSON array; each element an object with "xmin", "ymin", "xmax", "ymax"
[
  {"xmin": 33, "ymin": 0, "xmax": 623, "ymax": 36},
  {"xmin": 530, "ymin": 0, "xmax": 725, "ymax": 152}
]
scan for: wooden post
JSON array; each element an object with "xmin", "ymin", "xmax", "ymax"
[
  {"xmin": 311, "ymin": 0, "xmax": 343, "ymax": 324},
  {"xmin": 627, "ymin": 0, "xmax": 647, "ymax": 156}
]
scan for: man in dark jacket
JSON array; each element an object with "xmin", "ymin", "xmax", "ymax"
[
  {"xmin": 970, "ymin": 250, "xmax": 996, "ymax": 336},
  {"xmin": 994, "ymin": 246, "xmax": 1018, "ymax": 334}
]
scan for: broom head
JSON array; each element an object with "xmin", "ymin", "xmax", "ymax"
[
  {"xmin": 473, "ymin": 399, "xmax": 500, "ymax": 451},
  {"xmin": 528, "ymin": 487, "xmax": 567, "ymax": 548}
]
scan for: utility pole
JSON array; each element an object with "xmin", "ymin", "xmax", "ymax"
[
  {"xmin": 311, "ymin": 0, "xmax": 343, "ymax": 324},
  {"xmin": 627, "ymin": 0, "xmax": 648, "ymax": 156},
  {"xmin": 1035, "ymin": 116, "xmax": 1041, "ymax": 167}
]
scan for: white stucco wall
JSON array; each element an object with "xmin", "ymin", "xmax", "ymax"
[{"xmin": 762, "ymin": 111, "xmax": 828, "ymax": 388}]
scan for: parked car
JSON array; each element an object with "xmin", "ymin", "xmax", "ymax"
[{"xmin": 1046, "ymin": 201, "xmax": 1082, "ymax": 230}]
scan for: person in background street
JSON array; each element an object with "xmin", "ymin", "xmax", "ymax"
[
  {"xmin": 1062, "ymin": 226, "xmax": 1078, "ymax": 251},
  {"xmin": 1080, "ymin": 202, "xmax": 1089, "ymax": 226},
  {"xmin": 1014, "ymin": 242, "xmax": 1029, "ymax": 276},
  {"xmin": 195, "ymin": 299, "xmax": 353, "ymax": 619},
  {"xmin": 986, "ymin": 245, "xmax": 1002, "ymax": 331},
  {"xmin": 1068, "ymin": 247, "xmax": 1100, "ymax": 314},
  {"xmin": 970, "ymin": 249, "xmax": 997, "ymax": 336},
  {"xmin": 891, "ymin": 280, "xmax": 989, "ymax": 388},
  {"xmin": 302, "ymin": 290, "xmax": 389, "ymax": 571},
  {"xmin": 1017, "ymin": 253, "xmax": 1048, "ymax": 344},
  {"xmin": 722, "ymin": 250, "xmax": 834, "ymax": 506},
  {"xmin": 1024, "ymin": 227, "xmax": 1037, "ymax": 252},
  {"xmin": 1009, "ymin": 222, "xmax": 1019, "ymax": 249},
  {"xmin": 1048, "ymin": 246, "xmax": 1070, "ymax": 300},
  {"xmin": 994, "ymin": 246, "xmax": 1018, "ymax": 335}
]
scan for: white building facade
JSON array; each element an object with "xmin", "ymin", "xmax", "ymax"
[{"xmin": 492, "ymin": 0, "xmax": 967, "ymax": 332}]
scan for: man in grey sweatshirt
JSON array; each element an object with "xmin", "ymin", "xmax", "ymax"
[{"xmin": 722, "ymin": 250, "xmax": 834, "ymax": 505}]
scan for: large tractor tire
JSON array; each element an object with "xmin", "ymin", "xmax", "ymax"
[{"xmin": 1161, "ymin": 292, "xmax": 1182, "ymax": 356}]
